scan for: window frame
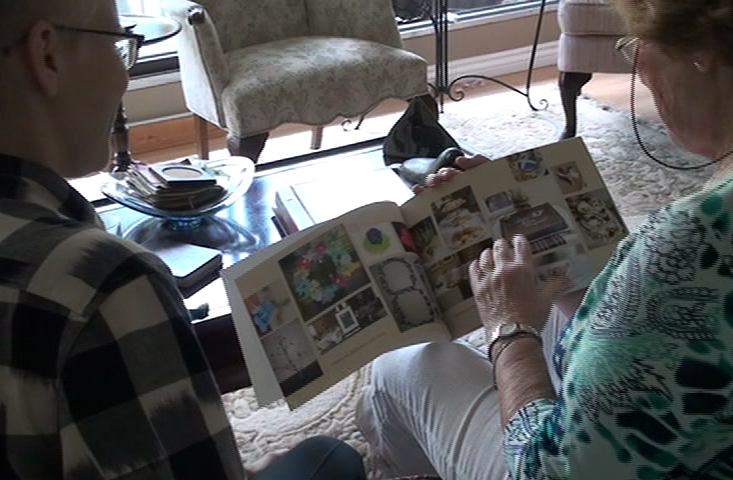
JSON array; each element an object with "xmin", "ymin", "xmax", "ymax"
[{"xmin": 129, "ymin": 0, "xmax": 556, "ymax": 79}]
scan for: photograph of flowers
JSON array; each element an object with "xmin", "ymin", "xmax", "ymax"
[{"xmin": 279, "ymin": 225, "xmax": 370, "ymax": 320}]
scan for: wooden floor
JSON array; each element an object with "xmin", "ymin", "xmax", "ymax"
[{"xmin": 134, "ymin": 65, "xmax": 659, "ymax": 165}]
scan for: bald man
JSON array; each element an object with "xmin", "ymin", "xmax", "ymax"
[{"xmin": 0, "ymin": 1, "xmax": 365, "ymax": 478}]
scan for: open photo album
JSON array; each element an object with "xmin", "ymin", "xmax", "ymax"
[{"xmin": 221, "ymin": 137, "xmax": 629, "ymax": 409}]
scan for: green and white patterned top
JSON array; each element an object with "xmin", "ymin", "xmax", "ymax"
[{"xmin": 505, "ymin": 177, "xmax": 733, "ymax": 479}]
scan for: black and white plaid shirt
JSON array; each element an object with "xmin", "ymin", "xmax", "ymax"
[{"xmin": 0, "ymin": 154, "xmax": 245, "ymax": 479}]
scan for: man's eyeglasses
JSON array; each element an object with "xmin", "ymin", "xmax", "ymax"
[
  {"xmin": 54, "ymin": 25, "xmax": 145, "ymax": 70},
  {"xmin": 615, "ymin": 36, "xmax": 641, "ymax": 66},
  {"xmin": 1, "ymin": 25, "xmax": 145, "ymax": 70}
]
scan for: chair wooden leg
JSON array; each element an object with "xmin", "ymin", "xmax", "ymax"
[
  {"xmin": 194, "ymin": 114, "xmax": 210, "ymax": 160},
  {"xmin": 558, "ymin": 71, "xmax": 593, "ymax": 140},
  {"xmin": 310, "ymin": 126, "xmax": 324, "ymax": 150},
  {"xmin": 227, "ymin": 132, "xmax": 269, "ymax": 163}
]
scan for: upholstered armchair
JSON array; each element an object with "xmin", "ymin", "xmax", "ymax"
[
  {"xmin": 558, "ymin": 0, "xmax": 631, "ymax": 139},
  {"xmin": 162, "ymin": 0, "xmax": 429, "ymax": 161}
]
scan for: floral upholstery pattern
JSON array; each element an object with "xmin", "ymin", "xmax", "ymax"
[
  {"xmin": 192, "ymin": 0, "xmax": 309, "ymax": 53},
  {"xmin": 164, "ymin": 0, "xmax": 229, "ymax": 125},
  {"xmin": 305, "ymin": 0, "xmax": 403, "ymax": 49},
  {"xmin": 162, "ymin": 0, "xmax": 428, "ymax": 137},
  {"xmin": 221, "ymin": 37, "xmax": 427, "ymax": 136}
]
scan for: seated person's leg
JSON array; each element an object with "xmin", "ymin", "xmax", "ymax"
[
  {"xmin": 253, "ymin": 436, "xmax": 365, "ymax": 480},
  {"xmin": 357, "ymin": 342, "xmax": 508, "ymax": 480}
]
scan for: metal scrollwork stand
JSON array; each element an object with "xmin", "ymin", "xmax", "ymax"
[
  {"xmin": 428, "ymin": 0, "xmax": 549, "ymax": 113},
  {"xmin": 110, "ymin": 15, "xmax": 182, "ymax": 173}
]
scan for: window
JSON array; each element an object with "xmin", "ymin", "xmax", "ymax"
[
  {"xmin": 117, "ymin": 0, "xmax": 179, "ymax": 76},
  {"xmin": 450, "ymin": 0, "xmax": 537, "ymax": 15},
  {"xmin": 397, "ymin": 0, "xmax": 552, "ymax": 26},
  {"xmin": 123, "ymin": 0, "xmax": 553, "ymax": 77}
]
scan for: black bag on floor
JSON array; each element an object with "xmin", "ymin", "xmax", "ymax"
[
  {"xmin": 383, "ymin": 96, "xmax": 464, "ymax": 185},
  {"xmin": 383, "ymin": 96, "xmax": 460, "ymax": 165}
]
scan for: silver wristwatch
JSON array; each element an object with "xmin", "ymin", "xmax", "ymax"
[{"xmin": 488, "ymin": 323, "xmax": 541, "ymax": 358}]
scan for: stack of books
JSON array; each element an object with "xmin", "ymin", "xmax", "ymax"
[{"xmin": 126, "ymin": 160, "xmax": 226, "ymax": 210}]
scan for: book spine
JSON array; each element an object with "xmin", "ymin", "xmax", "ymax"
[{"xmin": 274, "ymin": 186, "xmax": 316, "ymax": 234}]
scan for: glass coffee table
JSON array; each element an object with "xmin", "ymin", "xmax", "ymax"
[{"xmin": 94, "ymin": 142, "xmax": 410, "ymax": 393}]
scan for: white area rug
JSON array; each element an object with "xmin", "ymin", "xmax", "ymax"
[
  {"xmin": 221, "ymin": 83, "xmax": 715, "ymax": 478},
  {"xmin": 438, "ymin": 84, "xmax": 715, "ymax": 218}
]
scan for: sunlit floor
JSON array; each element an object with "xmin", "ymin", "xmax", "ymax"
[{"xmin": 134, "ymin": 65, "xmax": 657, "ymax": 166}]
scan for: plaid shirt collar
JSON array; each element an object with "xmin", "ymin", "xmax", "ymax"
[{"xmin": 0, "ymin": 153, "xmax": 100, "ymax": 226}]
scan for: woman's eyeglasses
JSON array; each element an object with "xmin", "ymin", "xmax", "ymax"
[
  {"xmin": 615, "ymin": 36, "xmax": 641, "ymax": 65},
  {"xmin": 54, "ymin": 25, "xmax": 145, "ymax": 70}
]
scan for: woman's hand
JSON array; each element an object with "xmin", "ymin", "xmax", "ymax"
[
  {"xmin": 413, "ymin": 154, "xmax": 491, "ymax": 194},
  {"xmin": 468, "ymin": 236, "xmax": 570, "ymax": 334}
]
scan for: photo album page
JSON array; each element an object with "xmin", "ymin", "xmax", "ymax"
[
  {"xmin": 399, "ymin": 137, "xmax": 628, "ymax": 338},
  {"xmin": 223, "ymin": 202, "xmax": 451, "ymax": 409}
]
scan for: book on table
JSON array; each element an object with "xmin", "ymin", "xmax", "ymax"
[
  {"xmin": 142, "ymin": 238, "xmax": 223, "ymax": 296},
  {"xmin": 221, "ymin": 138, "xmax": 629, "ymax": 409},
  {"xmin": 273, "ymin": 167, "xmax": 415, "ymax": 235}
]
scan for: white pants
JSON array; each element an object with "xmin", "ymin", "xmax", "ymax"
[{"xmin": 356, "ymin": 308, "xmax": 566, "ymax": 480}]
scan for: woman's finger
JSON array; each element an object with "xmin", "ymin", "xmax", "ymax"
[
  {"xmin": 455, "ymin": 155, "xmax": 490, "ymax": 171},
  {"xmin": 434, "ymin": 168, "xmax": 462, "ymax": 183},
  {"xmin": 424, "ymin": 169, "xmax": 461, "ymax": 190},
  {"xmin": 436, "ymin": 167, "xmax": 462, "ymax": 176},
  {"xmin": 468, "ymin": 259, "xmax": 482, "ymax": 285},
  {"xmin": 493, "ymin": 238, "xmax": 512, "ymax": 267},
  {"xmin": 479, "ymin": 247, "xmax": 493, "ymax": 272},
  {"xmin": 424, "ymin": 173, "xmax": 439, "ymax": 187},
  {"xmin": 512, "ymin": 235, "xmax": 532, "ymax": 264}
]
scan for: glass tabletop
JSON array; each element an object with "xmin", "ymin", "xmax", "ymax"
[{"xmin": 120, "ymin": 14, "xmax": 181, "ymax": 45}]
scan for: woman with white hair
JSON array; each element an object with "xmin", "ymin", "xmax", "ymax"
[{"xmin": 358, "ymin": 1, "xmax": 733, "ymax": 478}]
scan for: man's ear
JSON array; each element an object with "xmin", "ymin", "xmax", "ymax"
[{"xmin": 23, "ymin": 20, "xmax": 61, "ymax": 97}]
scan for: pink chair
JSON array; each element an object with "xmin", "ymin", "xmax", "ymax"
[{"xmin": 558, "ymin": 0, "xmax": 631, "ymax": 139}]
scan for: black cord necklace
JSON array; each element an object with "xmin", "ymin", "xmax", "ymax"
[{"xmin": 630, "ymin": 50, "xmax": 732, "ymax": 171}]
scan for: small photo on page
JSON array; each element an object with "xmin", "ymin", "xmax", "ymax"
[
  {"xmin": 305, "ymin": 287, "xmax": 387, "ymax": 355},
  {"xmin": 244, "ymin": 280, "xmax": 298, "ymax": 338},
  {"xmin": 426, "ymin": 255, "xmax": 469, "ymax": 312},
  {"xmin": 551, "ymin": 161, "xmax": 586, "ymax": 195},
  {"xmin": 280, "ymin": 225, "xmax": 370, "ymax": 321},
  {"xmin": 492, "ymin": 201, "xmax": 576, "ymax": 256},
  {"xmin": 392, "ymin": 222, "xmax": 418, "ymax": 254},
  {"xmin": 485, "ymin": 191, "xmax": 514, "ymax": 214},
  {"xmin": 370, "ymin": 254, "xmax": 441, "ymax": 333},
  {"xmin": 566, "ymin": 189, "xmax": 628, "ymax": 250},
  {"xmin": 506, "ymin": 149, "xmax": 549, "ymax": 182},
  {"xmin": 354, "ymin": 222, "xmax": 405, "ymax": 262},
  {"xmin": 432, "ymin": 186, "xmax": 487, "ymax": 251},
  {"xmin": 409, "ymin": 217, "xmax": 441, "ymax": 264},
  {"xmin": 260, "ymin": 321, "xmax": 323, "ymax": 397}
]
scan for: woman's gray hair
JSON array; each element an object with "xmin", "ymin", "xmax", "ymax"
[
  {"xmin": 614, "ymin": 0, "xmax": 733, "ymax": 66},
  {"xmin": 0, "ymin": 0, "xmax": 100, "ymax": 48}
]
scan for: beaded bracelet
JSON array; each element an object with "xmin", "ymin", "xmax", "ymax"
[{"xmin": 490, "ymin": 332, "xmax": 542, "ymax": 384}]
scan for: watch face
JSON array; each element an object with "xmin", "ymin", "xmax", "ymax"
[{"xmin": 498, "ymin": 323, "xmax": 519, "ymax": 337}]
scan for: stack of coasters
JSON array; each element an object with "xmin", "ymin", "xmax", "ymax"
[{"xmin": 127, "ymin": 160, "xmax": 226, "ymax": 210}]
